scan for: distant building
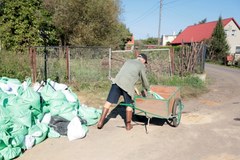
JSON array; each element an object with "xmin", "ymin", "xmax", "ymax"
[
  {"xmin": 125, "ymin": 35, "xmax": 134, "ymax": 50},
  {"xmin": 161, "ymin": 33, "xmax": 177, "ymax": 46},
  {"xmin": 171, "ymin": 17, "xmax": 240, "ymax": 54}
]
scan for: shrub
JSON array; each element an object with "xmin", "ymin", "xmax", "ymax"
[{"xmin": 0, "ymin": 50, "xmax": 31, "ymax": 81}]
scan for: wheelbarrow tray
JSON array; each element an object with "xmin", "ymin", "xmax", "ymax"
[{"xmin": 134, "ymin": 85, "xmax": 181, "ymax": 119}]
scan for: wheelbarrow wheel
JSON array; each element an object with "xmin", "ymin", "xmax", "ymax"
[{"xmin": 168, "ymin": 98, "xmax": 182, "ymax": 127}]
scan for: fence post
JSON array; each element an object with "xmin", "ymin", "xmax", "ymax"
[
  {"xmin": 170, "ymin": 47, "xmax": 175, "ymax": 76},
  {"xmin": 202, "ymin": 44, "xmax": 206, "ymax": 73},
  {"xmin": 108, "ymin": 48, "xmax": 112, "ymax": 78},
  {"xmin": 66, "ymin": 46, "xmax": 70, "ymax": 83},
  {"xmin": 29, "ymin": 47, "xmax": 37, "ymax": 83}
]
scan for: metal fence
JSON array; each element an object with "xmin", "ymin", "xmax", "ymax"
[
  {"xmin": 30, "ymin": 46, "xmax": 110, "ymax": 84},
  {"xmin": 29, "ymin": 44, "xmax": 206, "ymax": 85}
]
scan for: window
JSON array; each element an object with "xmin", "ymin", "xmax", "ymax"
[
  {"xmin": 224, "ymin": 30, "xmax": 228, "ymax": 36},
  {"xmin": 236, "ymin": 46, "xmax": 240, "ymax": 53},
  {"xmin": 232, "ymin": 30, "xmax": 236, "ymax": 36}
]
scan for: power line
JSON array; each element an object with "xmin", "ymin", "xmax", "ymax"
[
  {"xmin": 127, "ymin": 1, "xmax": 160, "ymax": 26},
  {"xmin": 163, "ymin": 0, "xmax": 180, "ymax": 6}
]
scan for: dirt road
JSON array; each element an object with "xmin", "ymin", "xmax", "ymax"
[{"xmin": 18, "ymin": 63, "xmax": 240, "ymax": 160}]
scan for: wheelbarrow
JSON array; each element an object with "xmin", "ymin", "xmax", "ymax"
[{"xmin": 121, "ymin": 85, "xmax": 184, "ymax": 133}]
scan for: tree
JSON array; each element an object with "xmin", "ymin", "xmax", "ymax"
[
  {"xmin": 44, "ymin": 0, "xmax": 131, "ymax": 48},
  {"xmin": 0, "ymin": 0, "xmax": 131, "ymax": 50},
  {"xmin": 208, "ymin": 16, "xmax": 229, "ymax": 61},
  {"xmin": 0, "ymin": 0, "xmax": 58, "ymax": 51},
  {"xmin": 142, "ymin": 37, "xmax": 158, "ymax": 45},
  {"xmin": 198, "ymin": 18, "xmax": 207, "ymax": 24}
]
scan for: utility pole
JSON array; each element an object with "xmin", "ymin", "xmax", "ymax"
[{"xmin": 157, "ymin": 0, "xmax": 163, "ymax": 46}]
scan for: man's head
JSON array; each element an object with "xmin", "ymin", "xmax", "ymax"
[{"xmin": 137, "ymin": 53, "xmax": 148, "ymax": 64}]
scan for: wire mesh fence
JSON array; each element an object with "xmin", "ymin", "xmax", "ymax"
[
  {"xmin": 29, "ymin": 44, "xmax": 206, "ymax": 87},
  {"xmin": 30, "ymin": 46, "xmax": 110, "ymax": 85}
]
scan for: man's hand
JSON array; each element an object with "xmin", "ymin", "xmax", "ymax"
[{"xmin": 141, "ymin": 89, "xmax": 148, "ymax": 97}]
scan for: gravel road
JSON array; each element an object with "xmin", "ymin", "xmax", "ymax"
[{"xmin": 18, "ymin": 63, "xmax": 240, "ymax": 160}]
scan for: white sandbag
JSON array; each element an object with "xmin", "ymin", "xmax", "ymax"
[
  {"xmin": 22, "ymin": 81, "xmax": 28, "ymax": 91},
  {"xmin": 67, "ymin": 117, "xmax": 86, "ymax": 141},
  {"xmin": 41, "ymin": 113, "xmax": 51, "ymax": 124},
  {"xmin": 6, "ymin": 82, "xmax": 21, "ymax": 95},
  {"xmin": 0, "ymin": 82, "xmax": 11, "ymax": 92},
  {"xmin": 49, "ymin": 80, "xmax": 68, "ymax": 91},
  {"xmin": 62, "ymin": 90, "xmax": 77, "ymax": 102},
  {"xmin": 24, "ymin": 135, "xmax": 35, "ymax": 150}
]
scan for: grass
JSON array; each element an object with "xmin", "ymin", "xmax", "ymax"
[
  {"xmin": 153, "ymin": 75, "xmax": 208, "ymax": 99},
  {"xmin": 69, "ymin": 74, "xmax": 208, "ymax": 107},
  {"xmin": 0, "ymin": 49, "xmax": 208, "ymax": 107}
]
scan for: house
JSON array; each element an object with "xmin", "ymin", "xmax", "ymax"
[
  {"xmin": 171, "ymin": 17, "xmax": 240, "ymax": 54},
  {"xmin": 125, "ymin": 35, "xmax": 134, "ymax": 50},
  {"xmin": 161, "ymin": 34, "xmax": 177, "ymax": 46}
]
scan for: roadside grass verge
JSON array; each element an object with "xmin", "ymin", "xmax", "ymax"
[
  {"xmin": 150, "ymin": 75, "xmax": 208, "ymax": 99},
  {"xmin": 70, "ymin": 75, "xmax": 208, "ymax": 106}
]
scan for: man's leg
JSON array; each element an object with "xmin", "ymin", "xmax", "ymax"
[
  {"xmin": 97, "ymin": 101, "xmax": 111, "ymax": 129},
  {"xmin": 126, "ymin": 106, "xmax": 133, "ymax": 130},
  {"xmin": 97, "ymin": 84, "xmax": 120, "ymax": 129}
]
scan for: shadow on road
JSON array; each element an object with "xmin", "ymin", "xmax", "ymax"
[{"xmin": 103, "ymin": 103, "xmax": 167, "ymax": 127}]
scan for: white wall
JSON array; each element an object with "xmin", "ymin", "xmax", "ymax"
[
  {"xmin": 224, "ymin": 20, "xmax": 240, "ymax": 54},
  {"xmin": 162, "ymin": 35, "xmax": 177, "ymax": 46}
]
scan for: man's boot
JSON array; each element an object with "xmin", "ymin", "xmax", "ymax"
[
  {"xmin": 97, "ymin": 107, "xmax": 109, "ymax": 129},
  {"xmin": 126, "ymin": 110, "xmax": 133, "ymax": 130}
]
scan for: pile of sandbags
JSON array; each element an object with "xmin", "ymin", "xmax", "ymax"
[{"xmin": 0, "ymin": 77, "xmax": 101, "ymax": 160}]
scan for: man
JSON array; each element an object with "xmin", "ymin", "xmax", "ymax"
[{"xmin": 97, "ymin": 53, "xmax": 150, "ymax": 131}]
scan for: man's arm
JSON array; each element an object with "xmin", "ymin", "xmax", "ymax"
[{"xmin": 140, "ymin": 67, "xmax": 150, "ymax": 91}]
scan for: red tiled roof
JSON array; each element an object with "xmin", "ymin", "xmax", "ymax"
[{"xmin": 171, "ymin": 18, "xmax": 240, "ymax": 44}]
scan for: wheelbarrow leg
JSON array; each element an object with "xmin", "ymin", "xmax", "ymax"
[{"xmin": 144, "ymin": 116, "xmax": 151, "ymax": 134}]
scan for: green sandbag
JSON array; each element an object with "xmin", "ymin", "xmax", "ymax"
[
  {"xmin": 9, "ymin": 124, "xmax": 28, "ymax": 149},
  {"xmin": 11, "ymin": 123, "xmax": 28, "ymax": 137},
  {"xmin": 9, "ymin": 135, "xmax": 25, "ymax": 148},
  {"xmin": 0, "ymin": 89, "xmax": 8, "ymax": 107},
  {"xmin": 42, "ymin": 105, "xmax": 50, "ymax": 114},
  {"xmin": 78, "ymin": 104, "xmax": 102, "ymax": 126},
  {"xmin": 0, "ymin": 146, "xmax": 21, "ymax": 160},
  {"xmin": 49, "ymin": 90, "xmax": 67, "ymax": 101},
  {"xmin": 0, "ymin": 124, "xmax": 28, "ymax": 150},
  {"xmin": 39, "ymin": 83, "xmax": 56, "ymax": 102},
  {"xmin": 0, "ymin": 131, "xmax": 9, "ymax": 148},
  {"xmin": 0, "ymin": 77, "xmax": 23, "ymax": 95},
  {"xmin": 3, "ymin": 95, "xmax": 19, "ymax": 107},
  {"xmin": 0, "ymin": 107, "xmax": 12, "ymax": 131},
  {"xmin": 0, "ymin": 153, "xmax": 3, "ymax": 160},
  {"xmin": 21, "ymin": 87, "xmax": 41, "ymax": 113},
  {"xmin": 0, "ymin": 77, "xmax": 21, "ymax": 85},
  {"xmin": 28, "ymin": 123, "xmax": 49, "ymax": 145},
  {"xmin": 0, "ymin": 139, "xmax": 6, "ymax": 150},
  {"xmin": 49, "ymin": 101, "xmax": 77, "ymax": 121},
  {"xmin": 9, "ymin": 105, "xmax": 33, "ymax": 128},
  {"xmin": 48, "ymin": 128, "xmax": 60, "ymax": 138}
]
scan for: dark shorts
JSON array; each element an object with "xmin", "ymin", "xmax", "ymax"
[{"xmin": 107, "ymin": 84, "xmax": 133, "ymax": 104}]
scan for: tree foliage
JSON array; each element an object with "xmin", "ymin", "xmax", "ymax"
[
  {"xmin": 0, "ymin": 0, "xmax": 58, "ymax": 51},
  {"xmin": 208, "ymin": 16, "xmax": 229, "ymax": 61},
  {"xmin": 198, "ymin": 18, "xmax": 207, "ymax": 24},
  {"xmin": 0, "ymin": 0, "xmax": 131, "ymax": 50},
  {"xmin": 142, "ymin": 37, "xmax": 158, "ymax": 45}
]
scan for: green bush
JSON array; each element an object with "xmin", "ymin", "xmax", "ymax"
[
  {"xmin": 154, "ymin": 75, "xmax": 207, "ymax": 98},
  {"xmin": 0, "ymin": 50, "xmax": 31, "ymax": 81}
]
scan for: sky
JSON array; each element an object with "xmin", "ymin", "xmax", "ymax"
[{"xmin": 120, "ymin": 0, "xmax": 240, "ymax": 40}]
